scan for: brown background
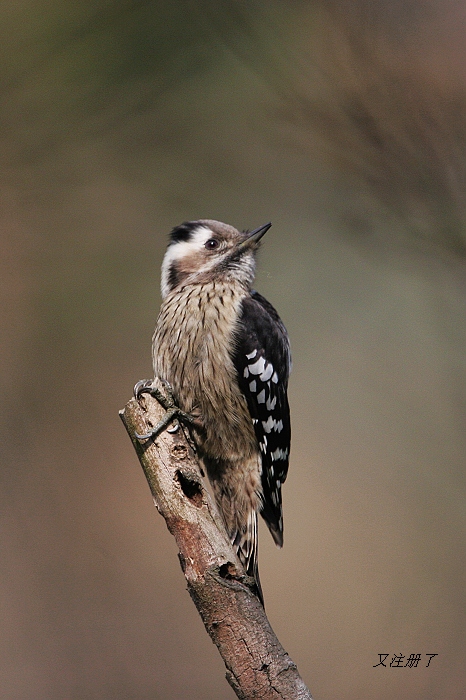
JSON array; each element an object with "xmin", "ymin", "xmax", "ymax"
[{"xmin": 1, "ymin": 2, "xmax": 465, "ymax": 699}]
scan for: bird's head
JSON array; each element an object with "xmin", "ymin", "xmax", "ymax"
[{"xmin": 160, "ymin": 219, "xmax": 271, "ymax": 298}]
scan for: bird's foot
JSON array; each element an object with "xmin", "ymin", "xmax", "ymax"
[{"xmin": 133, "ymin": 379, "xmax": 196, "ymax": 441}]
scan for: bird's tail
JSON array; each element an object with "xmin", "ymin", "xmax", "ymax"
[
  {"xmin": 232, "ymin": 509, "xmax": 264, "ymax": 605},
  {"xmin": 207, "ymin": 456, "xmax": 265, "ymax": 604}
]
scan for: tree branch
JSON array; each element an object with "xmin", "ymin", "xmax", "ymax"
[{"xmin": 119, "ymin": 382, "xmax": 312, "ymax": 700}]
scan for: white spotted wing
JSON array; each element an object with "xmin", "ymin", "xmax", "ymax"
[{"xmin": 232, "ymin": 290, "xmax": 291, "ymax": 546}]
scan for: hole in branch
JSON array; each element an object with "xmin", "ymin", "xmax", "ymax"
[
  {"xmin": 219, "ymin": 562, "xmax": 240, "ymax": 580},
  {"xmin": 175, "ymin": 470, "xmax": 203, "ymax": 507}
]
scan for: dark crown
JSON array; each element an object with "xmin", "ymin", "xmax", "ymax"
[{"xmin": 169, "ymin": 221, "xmax": 200, "ymax": 244}]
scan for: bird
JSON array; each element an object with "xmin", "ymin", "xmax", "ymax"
[{"xmin": 135, "ymin": 220, "xmax": 291, "ymax": 603}]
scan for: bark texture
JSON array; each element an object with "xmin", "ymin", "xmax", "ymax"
[{"xmin": 120, "ymin": 382, "xmax": 312, "ymax": 700}]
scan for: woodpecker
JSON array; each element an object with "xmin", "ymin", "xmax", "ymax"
[{"xmin": 136, "ymin": 220, "xmax": 291, "ymax": 603}]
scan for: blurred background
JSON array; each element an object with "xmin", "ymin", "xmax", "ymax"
[{"xmin": 1, "ymin": 1, "xmax": 465, "ymax": 698}]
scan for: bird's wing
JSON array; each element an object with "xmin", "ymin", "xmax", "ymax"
[{"xmin": 232, "ymin": 290, "xmax": 291, "ymax": 546}]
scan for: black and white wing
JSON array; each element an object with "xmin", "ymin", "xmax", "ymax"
[{"xmin": 232, "ymin": 290, "xmax": 291, "ymax": 547}]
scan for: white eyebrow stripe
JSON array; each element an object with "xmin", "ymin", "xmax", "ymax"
[
  {"xmin": 246, "ymin": 349, "xmax": 257, "ymax": 359},
  {"xmin": 161, "ymin": 226, "xmax": 213, "ymax": 297},
  {"xmin": 168, "ymin": 227, "xmax": 213, "ymax": 260}
]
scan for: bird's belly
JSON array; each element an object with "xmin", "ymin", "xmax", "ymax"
[{"xmin": 152, "ymin": 285, "xmax": 257, "ymax": 461}]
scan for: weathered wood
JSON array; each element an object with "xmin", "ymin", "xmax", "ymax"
[{"xmin": 120, "ymin": 382, "xmax": 312, "ymax": 700}]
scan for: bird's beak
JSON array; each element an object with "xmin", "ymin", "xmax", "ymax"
[{"xmin": 237, "ymin": 222, "xmax": 272, "ymax": 250}]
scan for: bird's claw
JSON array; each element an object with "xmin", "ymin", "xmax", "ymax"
[
  {"xmin": 133, "ymin": 378, "xmax": 195, "ymax": 441},
  {"xmin": 133, "ymin": 378, "xmax": 177, "ymax": 409},
  {"xmin": 133, "ymin": 379, "xmax": 154, "ymax": 400}
]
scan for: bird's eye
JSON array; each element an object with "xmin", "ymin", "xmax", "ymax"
[{"xmin": 205, "ymin": 238, "xmax": 219, "ymax": 250}]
